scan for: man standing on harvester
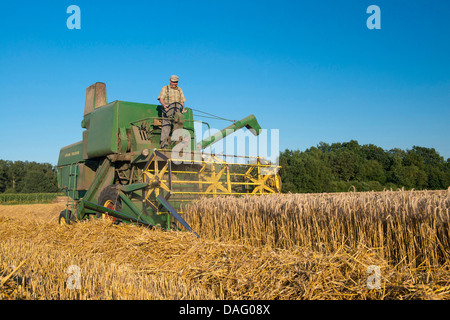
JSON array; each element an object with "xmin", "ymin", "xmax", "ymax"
[{"xmin": 158, "ymin": 75, "xmax": 187, "ymax": 149}]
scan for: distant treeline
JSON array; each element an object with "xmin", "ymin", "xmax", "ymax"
[
  {"xmin": 279, "ymin": 140, "xmax": 450, "ymax": 193},
  {"xmin": 0, "ymin": 160, "xmax": 58, "ymax": 193},
  {"xmin": 1, "ymin": 140, "xmax": 450, "ymax": 195}
]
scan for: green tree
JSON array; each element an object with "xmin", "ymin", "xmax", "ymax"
[
  {"xmin": 280, "ymin": 142, "xmax": 450, "ymax": 193},
  {"xmin": 302, "ymin": 148, "xmax": 334, "ymax": 193},
  {"xmin": 7, "ymin": 161, "xmax": 25, "ymax": 193},
  {"xmin": 360, "ymin": 159, "xmax": 386, "ymax": 184},
  {"xmin": 330, "ymin": 149, "xmax": 361, "ymax": 182},
  {"xmin": 362, "ymin": 144, "xmax": 390, "ymax": 170},
  {"xmin": 22, "ymin": 170, "xmax": 55, "ymax": 193},
  {"xmin": 279, "ymin": 148, "xmax": 333, "ymax": 193},
  {"xmin": 0, "ymin": 160, "xmax": 7, "ymax": 193}
]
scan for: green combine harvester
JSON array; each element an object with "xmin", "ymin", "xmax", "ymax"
[{"xmin": 57, "ymin": 82, "xmax": 281, "ymax": 237}]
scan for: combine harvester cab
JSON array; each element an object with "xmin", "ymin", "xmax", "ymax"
[{"xmin": 57, "ymin": 82, "xmax": 281, "ymax": 236}]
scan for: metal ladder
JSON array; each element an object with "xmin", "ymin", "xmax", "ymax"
[{"xmin": 65, "ymin": 162, "xmax": 79, "ymax": 220}]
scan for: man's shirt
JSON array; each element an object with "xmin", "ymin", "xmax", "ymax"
[{"xmin": 158, "ymin": 85, "xmax": 186, "ymax": 105}]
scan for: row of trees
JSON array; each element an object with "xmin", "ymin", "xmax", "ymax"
[
  {"xmin": 1, "ymin": 141, "xmax": 449, "ymax": 194},
  {"xmin": 279, "ymin": 140, "xmax": 450, "ymax": 193},
  {"xmin": 0, "ymin": 160, "xmax": 59, "ymax": 193}
]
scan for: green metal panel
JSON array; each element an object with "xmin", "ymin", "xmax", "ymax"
[
  {"xmin": 114, "ymin": 100, "xmax": 196, "ymax": 152},
  {"xmin": 83, "ymin": 100, "xmax": 196, "ymax": 159},
  {"xmin": 85, "ymin": 102, "xmax": 117, "ymax": 158},
  {"xmin": 57, "ymin": 142, "xmax": 84, "ymax": 199},
  {"xmin": 57, "ymin": 141, "xmax": 84, "ymax": 166}
]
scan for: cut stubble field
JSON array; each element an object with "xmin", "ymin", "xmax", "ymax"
[{"xmin": 1, "ymin": 189, "xmax": 449, "ymax": 300}]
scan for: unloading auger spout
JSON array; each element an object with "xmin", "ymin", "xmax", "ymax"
[{"xmin": 198, "ymin": 114, "xmax": 262, "ymax": 150}]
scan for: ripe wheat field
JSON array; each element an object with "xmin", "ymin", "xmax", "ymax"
[{"xmin": 0, "ymin": 189, "xmax": 449, "ymax": 300}]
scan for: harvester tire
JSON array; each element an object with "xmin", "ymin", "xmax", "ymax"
[
  {"xmin": 58, "ymin": 210, "xmax": 72, "ymax": 225},
  {"xmin": 97, "ymin": 185, "xmax": 122, "ymax": 224}
]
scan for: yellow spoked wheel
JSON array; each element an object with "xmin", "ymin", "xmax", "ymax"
[
  {"xmin": 58, "ymin": 210, "xmax": 72, "ymax": 225},
  {"xmin": 244, "ymin": 164, "xmax": 282, "ymax": 194},
  {"xmin": 266, "ymin": 173, "xmax": 282, "ymax": 194},
  {"xmin": 101, "ymin": 199, "xmax": 116, "ymax": 221},
  {"xmin": 142, "ymin": 151, "xmax": 172, "ymax": 212},
  {"xmin": 97, "ymin": 185, "xmax": 121, "ymax": 224}
]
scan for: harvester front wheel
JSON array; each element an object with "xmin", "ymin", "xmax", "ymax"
[
  {"xmin": 58, "ymin": 210, "xmax": 72, "ymax": 225},
  {"xmin": 97, "ymin": 185, "xmax": 122, "ymax": 224}
]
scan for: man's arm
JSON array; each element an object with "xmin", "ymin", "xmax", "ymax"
[
  {"xmin": 160, "ymin": 98, "xmax": 168, "ymax": 111},
  {"xmin": 179, "ymin": 89, "xmax": 186, "ymax": 113},
  {"xmin": 158, "ymin": 87, "xmax": 169, "ymax": 111}
]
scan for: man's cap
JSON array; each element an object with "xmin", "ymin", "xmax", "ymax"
[{"xmin": 170, "ymin": 75, "xmax": 179, "ymax": 82}]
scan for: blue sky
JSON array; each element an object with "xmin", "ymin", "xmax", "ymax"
[{"xmin": 0, "ymin": 0, "xmax": 449, "ymax": 165}]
